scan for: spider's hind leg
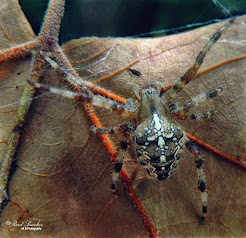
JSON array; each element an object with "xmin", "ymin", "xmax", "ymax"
[
  {"xmin": 111, "ymin": 140, "xmax": 129, "ymax": 194},
  {"xmin": 91, "ymin": 119, "xmax": 136, "ymax": 193},
  {"xmin": 185, "ymin": 138, "xmax": 207, "ymax": 223}
]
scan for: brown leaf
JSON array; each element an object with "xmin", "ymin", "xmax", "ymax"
[{"xmin": 0, "ymin": 0, "xmax": 245, "ymax": 237}]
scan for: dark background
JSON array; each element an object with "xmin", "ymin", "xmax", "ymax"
[{"xmin": 19, "ymin": 0, "xmax": 246, "ymax": 43}]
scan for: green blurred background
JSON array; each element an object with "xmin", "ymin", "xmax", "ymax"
[{"xmin": 19, "ymin": 0, "xmax": 246, "ymax": 43}]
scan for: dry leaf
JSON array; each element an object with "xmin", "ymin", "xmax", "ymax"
[{"xmin": 0, "ymin": 0, "xmax": 245, "ymax": 237}]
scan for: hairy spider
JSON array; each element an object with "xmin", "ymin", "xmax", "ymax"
[{"xmin": 28, "ymin": 18, "xmax": 235, "ymax": 222}]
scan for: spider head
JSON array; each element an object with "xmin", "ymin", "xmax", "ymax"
[
  {"xmin": 137, "ymin": 86, "xmax": 166, "ymax": 123},
  {"xmin": 141, "ymin": 87, "xmax": 159, "ymax": 104}
]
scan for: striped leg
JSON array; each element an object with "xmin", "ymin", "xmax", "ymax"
[
  {"xmin": 180, "ymin": 87, "xmax": 223, "ymax": 113},
  {"xmin": 169, "ymin": 87, "xmax": 222, "ymax": 120},
  {"xmin": 27, "ymin": 80, "xmax": 136, "ymax": 119},
  {"xmin": 185, "ymin": 139, "xmax": 207, "ymax": 223},
  {"xmin": 164, "ymin": 18, "xmax": 234, "ymax": 102},
  {"xmin": 111, "ymin": 141, "xmax": 128, "ymax": 194},
  {"xmin": 38, "ymin": 50, "xmax": 91, "ymax": 95},
  {"xmin": 186, "ymin": 111, "xmax": 215, "ymax": 120},
  {"xmin": 91, "ymin": 120, "xmax": 135, "ymax": 136},
  {"xmin": 91, "ymin": 122, "xmax": 133, "ymax": 194}
]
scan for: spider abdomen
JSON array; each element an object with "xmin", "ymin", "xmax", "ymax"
[{"xmin": 135, "ymin": 113, "xmax": 183, "ymax": 180}]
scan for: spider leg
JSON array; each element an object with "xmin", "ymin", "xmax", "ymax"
[
  {"xmin": 180, "ymin": 87, "xmax": 222, "ymax": 113},
  {"xmin": 164, "ymin": 18, "xmax": 234, "ymax": 102},
  {"xmin": 38, "ymin": 50, "xmax": 91, "ymax": 95},
  {"xmin": 184, "ymin": 137, "xmax": 207, "ymax": 223},
  {"xmin": 183, "ymin": 111, "xmax": 214, "ymax": 120},
  {"xmin": 111, "ymin": 140, "xmax": 128, "ymax": 194},
  {"xmin": 27, "ymin": 81, "xmax": 136, "ymax": 119},
  {"xmin": 91, "ymin": 119, "xmax": 136, "ymax": 135},
  {"xmin": 91, "ymin": 120, "xmax": 135, "ymax": 193},
  {"xmin": 90, "ymin": 121, "xmax": 135, "ymax": 194},
  {"xmin": 171, "ymin": 110, "xmax": 215, "ymax": 120},
  {"xmin": 169, "ymin": 87, "xmax": 222, "ymax": 120}
]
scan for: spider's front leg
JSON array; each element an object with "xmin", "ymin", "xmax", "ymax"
[
  {"xmin": 27, "ymin": 81, "xmax": 137, "ymax": 118},
  {"xmin": 163, "ymin": 18, "xmax": 234, "ymax": 102},
  {"xmin": 184, "ymin": 137, "xmax": 207, "ymax": 223}
]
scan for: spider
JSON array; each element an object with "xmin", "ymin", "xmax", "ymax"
[{"xmin": 27, "ymin": 17, "xmax": 235, "ymax": 222}]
